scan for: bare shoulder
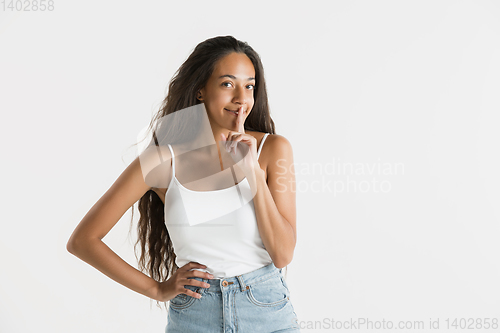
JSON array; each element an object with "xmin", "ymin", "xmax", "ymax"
[
  {"xmin": 262, "ymin": 134, "xmax": 294, "ymax": 176},
  {"xmin": 246, "ymin": 130, "xmax": 266, "ymax": 141},
  {"xmin": 262, "ymin": 133, "xmax": 293, "ymax": 157},
  {"xmin": 243, "ymin": 130, "xmax": 262, "ymax": 150},
  {"xmin": 244, "ymin": 131, "xmax": 293, "ymax": 156},
  {"xmin": 245, "ymin": 132, "xmax": 293, "ymax": 179},
  {"xmin": 104, "ymin": 145, "xmax": 173, "ymax": 204},
  {"xmin": 139, "ymin": 145, "xmax": 173, "ymax": 202}
]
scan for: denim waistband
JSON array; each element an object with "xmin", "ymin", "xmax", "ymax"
[{"xmin": 190, "ymin": 262, "xmax": 282, "ymax": 293}]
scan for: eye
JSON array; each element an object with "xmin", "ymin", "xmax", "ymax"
[{"xmin": 221, "ymin": 82, "xmax": 255, "ymax": 90}]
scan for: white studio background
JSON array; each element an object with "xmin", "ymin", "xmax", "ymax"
[{"xmin": 1, "ymin": 1, "xmax": 499, "ymax": 332}]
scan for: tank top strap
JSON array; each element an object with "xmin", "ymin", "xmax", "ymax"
[
  {"xmin": 167, "ymin": 144, "xmax": 175, "ymax": 179},
  {"xmin": 257, "ymin": 133, "xmax": 270, "ymax": 159}
]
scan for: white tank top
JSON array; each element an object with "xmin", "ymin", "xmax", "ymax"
[{"xmin": 164, "ymin": 133, "xmax": 272, "ymax": 278}]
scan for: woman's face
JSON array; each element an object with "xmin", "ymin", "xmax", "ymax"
[{"xmin": 199, "ymin": 52, "xmax": 256, "ymax": 131}]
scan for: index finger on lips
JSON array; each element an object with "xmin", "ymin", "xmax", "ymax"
[{"xmin": 236, "ymin": 105, "xmax": 245, "ymax": 133}]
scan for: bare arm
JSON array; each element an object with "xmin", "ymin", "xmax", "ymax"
[
  {"xmin": 252, "ymin": 134, "xmax": 297, "ymax": 268},
  {"xmin": 67, "ymin": 149, "xmax": 170, "ymax": 300}
]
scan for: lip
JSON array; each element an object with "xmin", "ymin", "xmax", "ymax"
[{"xmin": 224, "ymin": 108, "xmax": 245, "ymax": 115}]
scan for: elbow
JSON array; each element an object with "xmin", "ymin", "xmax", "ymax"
[
  {"xmin": 273, "ymin": 253, "xmax": 293, "ymax": 269},
  {"xmin": 272, "ymin": 243, "xmax": 296, "ymax": 269},
  {"xmin": 66, "ymin": 237, "xmax": 79, "ymax": 255},
  {"xmin": 67, "ymin": 227, "xmax": 103, "ymax": 255},
  {"xmin": 274, "ymin": 262, "xmax": 287, "ymax": 269},
  {"xmin": 66, "ymin": 234, "xmax": 88, "ymax": 256}
]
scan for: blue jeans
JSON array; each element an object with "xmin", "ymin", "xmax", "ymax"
[{"xmin": 165, "ymin": 262, "xmax": 300, "ymax": 332}]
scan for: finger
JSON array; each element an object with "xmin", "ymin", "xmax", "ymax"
[
  {"xmin": 191, "ymin": 270, "xmax": 214, "ymax": 280},
  {"xmin": 183, "ymin": 288, "xmax": 203, "ymax": 299},
  {"xmin": 184, "ymin": 262, "xmax": 207, "ymax": 271},
  {"xmin": 226, "ymin": 131, "xmax": 239, "ymax": 151},
  {"xmin": 229, "ymin": 133, "xmax": 242, "ymax": 149},
  {"xmin": 229, "ymin": 133, "xmax": 244, "ymax": 155},
  {"xmin": 184, "ymin": 275, "xmax": 211, "ymax": 289},
  {"xmin": 194, "ymin": 280, "xmax": 211, "ymax": 289},
  {"xmin": 186, "ymin": 277, "xmax": 211, "ymax": 289},
  {"xmin": 236, "ymin": 105, "xmax": 245, "ymax": 133}
]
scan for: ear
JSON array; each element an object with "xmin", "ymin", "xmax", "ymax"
[{"xmin": 197, "ymin": 89, "xmax": 204, "ymax": 101}]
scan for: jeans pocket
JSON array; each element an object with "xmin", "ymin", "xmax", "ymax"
[
  {"xmin": 246, "ymin": 275, "xmax": 290, "ymax": 307},
  {"xmin": 169, "ymin": 285, "xmax": 198, "ymax": 310}
]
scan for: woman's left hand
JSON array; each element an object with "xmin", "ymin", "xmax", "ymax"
[{"xmin": 220, "ymin": 105, "xmax": 259, "ymax": 172}]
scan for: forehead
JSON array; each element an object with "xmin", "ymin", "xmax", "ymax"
[{"xmin": 212, "ymin": 52, "xmax": 255, "ymax": 78}]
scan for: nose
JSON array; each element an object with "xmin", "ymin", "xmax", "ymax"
[{"xmin": 232, "ymin": 85, "xmax": 247, "ymax": 106}]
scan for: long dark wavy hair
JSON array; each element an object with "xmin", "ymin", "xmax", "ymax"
[{"xmin": 128, "ymin": 36, "xmax": 283, "ymax": 309}]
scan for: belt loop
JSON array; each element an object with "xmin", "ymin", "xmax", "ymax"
[{"xmin": 236, "ymin": 275, "xmax": 247, "ymax": 292}]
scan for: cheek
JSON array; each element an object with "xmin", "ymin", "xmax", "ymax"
[
  {"xmin": 211, "ymin": 92, "xmax": 232, "ymax": 106},
  {"xmin": 205, "ymin": 97, "xmax": 222, "ymax": 111}
]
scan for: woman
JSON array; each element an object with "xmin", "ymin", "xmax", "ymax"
[{"xmin": 67, "ymin": 35, "xmax": 300, "ymax": 332}]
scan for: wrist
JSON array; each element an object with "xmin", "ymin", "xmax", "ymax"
[{"xmin": 144, "ymin": 280, "xmax": 160, "ymax": 300}]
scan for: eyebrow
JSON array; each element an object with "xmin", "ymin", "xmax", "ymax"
[{"xmin": 218, "ymin": 74, "xmax": 255, "ymax": 81}]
